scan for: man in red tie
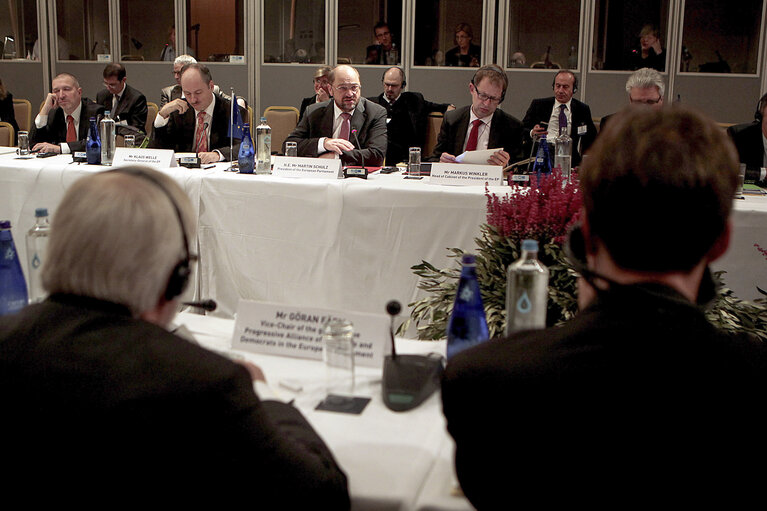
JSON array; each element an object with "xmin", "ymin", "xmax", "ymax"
[
  {"xmin": 430, "ymin": 64, "xmax": 523, "ymax": 166},
  {"xmin": 29, "ymin": 73, "xmax": 105, "ymax": 154}
]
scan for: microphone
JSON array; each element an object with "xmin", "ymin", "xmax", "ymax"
[
  {"xmin": 386, "ymin": 300, "xmax": 401, "ymax": 360},
  {"xmin": 182, "ymin": 299, "xmax": 217, "ymax": 312},
  {"xmin": 351, "ymin": 128, "xmax": 365, "ymax": 170}
]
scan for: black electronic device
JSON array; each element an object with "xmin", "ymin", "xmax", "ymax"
[
  {"xmin": 36, "ymin": 152, "xmax": 57, "ymax": 158},
  {"xmin": 382, "ymin": 300, "xmax": 445, "ymax": 412}
]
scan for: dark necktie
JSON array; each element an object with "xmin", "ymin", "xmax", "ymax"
[
  {"xmin": 559, "ymin": 104, "xmax": 568, "ymax": 134},
  {"xmin": 466, "ymin": 119, "xmax": 482, "ymax": 151},
  {"xmin": 339, "ymin": 112, "xmax": 351, "ymax": 140},
  {"xmin": 66, "ymin": 115, "xmax": 76, "ymax": 143}
]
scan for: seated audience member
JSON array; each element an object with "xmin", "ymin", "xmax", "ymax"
[
  {"xmin": 727, "ymin": 92, "xmax": 767, "ymax": 171},
  {"xmin": 95, "ymin": 63, "xmax": 148, "ymax": 133},
  {"xmin": 161, "ymin": 54, "xmax": 231, "ymax": 107},
  {"xmin": 429, "ymin": 64, "xmax": 523, "ymax": 166},
  {"xmin": 369, "ymin": 66, "xmax": 454, "ymax": 164},
  {"xmin": 365, "ymin": 21, "xmax": 399, "ymax": 65},
  {"xmin": 0, "ymin": 166, "xmax": 350, "ymax": 506},
  {"xmin": 285, "ymin": 64, "xmax": 387, "ymax": 167},
  {"xmin": 0, "ymin": 77, "xmax": 20, "ymax": 145},
  {"xmin": 29, "ymin": 72, "xmax": 105, "ymax": 154},
  {"xmin": 599, "ymin": 67, "xmax": 664, "ymax": 132},
  {"xmin": 442, "ymin": 106, "xmax": 767, "ymax": 508},
  {"xmin": 299, "ymin": 65, "xmax": 332, "ymax": 121},
  {"xmin": 629, "ymin": 24, "xmax": 666, "ymax": 71},
  {"xmin": 522, "ymin": 69, "xmax": 597, "ymax": 166},
  {"xmin": 153, "ymin": 63, "xmax": 247, "ymax": 164},
  {"xmin": 445, "ymin": 23, "xmax": 481, "ymax": 67}
]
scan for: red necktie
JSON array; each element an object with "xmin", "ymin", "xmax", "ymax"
[
  {"xmin": 195, "ymin": 111, "xmax": 208, "ymax": 153},
  {"xmin": 465, "ymin": 118, "xmax": 482, "ymax": 152},
  {"xmin": 339, "ymin": 112, "xmax": 351, "ymax": 140},
  {"xmin": 66, "ymin": 115, "xmax": 77, "ymax": 143}
]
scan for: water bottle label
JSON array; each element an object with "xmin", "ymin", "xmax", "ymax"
[
  {"xmin": 459, "ymin": 286, "xmax": 473, "ymax": 301},
  {"xmin": 536, "ymin": 157, "xmax": 543, "ymax": 163},
  {"xmin": 516, "ymin": 290, "xmax": 532, "ymax": 314},
  {"xmin": 31, "ymin": 252, "xmax": 41, "ymax": 268}
]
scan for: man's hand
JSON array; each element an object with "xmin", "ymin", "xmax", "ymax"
[
  {"xmin": 198, "ymin": 151, "xmax": 221, "ymax": 164},
  {"xmin": 531, "ymin": 124, "xmax": 547, "ymax": 138},
  {"xmin": 651, "ymin": 39, "xmax": 662, "ymax": 54},
  {"xmin": 40, "ymin": 93, "xmax": 57, "ymax": 115},
  {"xmin": 323, "ymin": 138, "xmax": 355, "ymax": 155},
  {"xmin": 439, "ymin": 152, "xmax": 458, "ymax": 163},
  {"xmin": 31, "ymin": 142, "xmax": 61, "ymax": 154},
  {"xmin": 158, "ymin": 98, "xmax": 189, "ymax": 119},
  {"xmin": 446, "ymin": 104, "xmax": 456, "ymax": 111},
  {"xmin": 487, "ymin": 149, "xmax": 509, "ymax": 167}
]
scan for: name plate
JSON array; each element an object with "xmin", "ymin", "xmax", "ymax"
[
  {"xmin": 232, "ymin": 301, "xmax": 390, "ymax": 368},
  {"xmin": 272, "ymin": 156, "xmax": 342, "ymax": 179},
  {"xmin": 430, "ymin": 163, "xmax": 503, "ymax": 186},
  {"xmin": 112, "ymin": 148, "xmax": 177, "ymax": 168}
]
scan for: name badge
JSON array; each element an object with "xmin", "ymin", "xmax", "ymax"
[{"xmin": 577, "ymin": 124, "xmax": 587, "ymax": 135}]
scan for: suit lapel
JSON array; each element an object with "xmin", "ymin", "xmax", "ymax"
[
  {"xmin": 78, "ymin": 100, "xmax": 90, "ymax": 141},
  {"xmin": 350, "ymin": 100, "xmax": 365, "ymax": 141},
  {"xmin": 320, "ymin": 103, "xmax": 334, "ymax": 138},
  {"xmin": 454, "ymin": 108, "xmax": 471, "ymax": 155}
]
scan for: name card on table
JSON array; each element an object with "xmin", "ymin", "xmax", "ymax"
[
  {"xmin": 232, "ymin": 300, "xmax": 390, "ymax": 368},
  {"xmin": 112, "ymin": 148, "xmax": 177, "ymax": 168},
  {"xmin": 430, "ymin": 163, "xmax": 503, "ymax": 186},
  {"xmin": 272, "ymin": 156, "xmax": 343, "ymax": 179}
]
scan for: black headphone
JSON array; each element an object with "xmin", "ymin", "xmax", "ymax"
[
  {"xmin": 382, "ymin": 66, "xmax": 406, "ymax": 88},
  {"xmin": 754, "ymin": 93, "xmax": 767, "ymax": 122},
  {"xmin": 552, "ymin": 69, "xmax": 578, "ymax": 93},
  {"xmin": 106, "ymin": 168, "xmax": 192, "ymax": 301},
  {"xmin": 471, "ymin": 64, "xmax": 507, "ymax": 103}
]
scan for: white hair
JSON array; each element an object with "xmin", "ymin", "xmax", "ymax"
[
  {"xmin": 174, "ymin": 54, "xmax": 197, "ymax": 67},
  {"xmin": 625, "ymin": 67, "xmax": 665, "ymax": 98}
]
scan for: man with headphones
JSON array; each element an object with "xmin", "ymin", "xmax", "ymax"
[
  {"xmin": 727, "ymin": 92, "xmax": 767, "ymax": 174},
  {"xmin": 522, "ymin": 69, "xmax": 597, "ymax": 167},
  {"xmin": 429, "ymin": 64, "xmax": 524, "ymax": 166},
  {"xmin": 441, "ymin": 107, "xmax": 767, "ymax": 507},
  {"xmin": 369, "ymin": 66, "xmax": 454, "ymax": 164},
  {"xmin": 0, "ymin": 166, "xmax": 350, "ymax": 506}
]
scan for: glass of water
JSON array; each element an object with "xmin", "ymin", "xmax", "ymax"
[
  {"xmin": 17, "ymin": 131, "xmax": 29, "ymax": 155},
  {"xmin": 408, "ymin": 147, "xmax": 421, "ymax": 178},
  {"xmin": 322, "ymin": 318, "xmax": 355, "ymax": 406},
  {"xmin": 735, "ymin": 163, "xmax": 746, "ymax": 198},
  {"xmin": 123, "ymin": 135, "xmax": 136, "ymax": 148},
  {"xmin": 285, "ymin": 141, "xmax": 297, "ymax": 157}
]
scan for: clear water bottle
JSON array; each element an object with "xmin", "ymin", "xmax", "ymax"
[
  {"xmin": 0, "ymin": 220, "xmax": 29, "ymax": 315},
  {"xmin": 86, "ymin": 117, "xmax": 101, "ymax": 165},
  {"xmin": 554, "ymin": 126, "xmax": 572, "ymax": 181},
  {"xmin": 256, "ymin": 116, "xmax": 271, "ymax": 175},
  {"xmin": 447, "ymin": 254, "xmax": 489, "ymax": 360},
  {"xmin": 25, "ymin": 208, "xmax": 50, "ymax": 304},
  {"xmin": 505, "ymin": 239, "xmax": 549, "ymax": 336},
  {"xmin": 531, "ymin": 133, "xmax": 552, "ymax": 186},
  {"xmin": 99, "ymin": 110, "xmax": 116, "ymax": 165},
  {"xmin": 238, "ymin": 123, "xmax": 255, "ymax": 174}
]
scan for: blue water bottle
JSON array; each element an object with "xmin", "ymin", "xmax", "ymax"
[
  {"xmin": 238, "ymin": 123, "xmax": 255, "ymax": 174},
  {"xmin": 446, "ymin": 254, "xmax": 489, "ymax": 359},
  {"xmin": 86, "ymin": 116, "xmax": 101, "ymax": 165},
  {"xmin": 531, "ymin": 134, "xmax": 553, "ymax": 186},
  {"xmin": 0, "ymin": 220, "xmax": 29, "ymax": 315}
]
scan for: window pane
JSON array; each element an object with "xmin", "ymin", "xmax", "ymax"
[
  {"xmin": 414, "ymin": 0, "xmax": 483, "ymax": 67},
  {"xmin": 0, "ymin": 0, "xmax": 38, "ymax": 60},
  {"xmin": 186, "ymin": 0, "xmax": 245, "ymax": 62},
  {"xmin": 264, "ymin": 0, "xmax": 326, "ymax": 64},
  {"xmin": 508, "ymin": 1, "xmax": 581, "ymax": 70},
  {"xmin": 591, "ymin": 0, "xmax": 669, "ymax": 71},
  {"xmin": 119, "ymin": 0, "xmax": 174, "ymax": 62},
  {"xmin": 55, "ymin": 0, "xmax": 110, "ymax": 60},
  {"xmin": 337, "ymin": 0, "xmax": 401, "ymax": 65},
  {"xmin": 681, "ymin": 0, "xmax": 763, "ymax": 74}
]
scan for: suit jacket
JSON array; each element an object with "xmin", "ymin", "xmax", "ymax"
[
  {"xmin": 28, "ymin": 98, "xmax": 105, "ymax": 152},
  {"xmin": 285, "ymin": 98, "xmax": 388, "ymax": 166},
  {"xmin": 0, "ymin": 92, "xmax": 20, "ymax": 145},
  {"xmin": 152, "ymin": 95, "xmax": 247, "ymax": 161},
  {"xmin": 95, "ymin": 83, "xmax": 148, "ymax": 133},
  {"xmin": 727, "ymin": 121, "xmax": 764, "ymax": 170},
  {"xmin": 445, "ymin": 44, "xmax": 481, "ymax": 67},
  {"xmin": 299, "ymin": 95, "xmax": 317, "ymax": 122},
  {"xmin": 160, "ymin": 83, "xmax": 230, "ymax": 107},
  {"xmin": 369, "ymin": 91, "xmax": 450, "ymax": 164},
  {"xmin": 429, "ymin": 105, "xmax": 525, "ymax": 163},
  {"xmin": 442, "ymin": 282, "xmax": 767, "ymax": 508},
  {"xmin": 0, "ymin": 294, "xmax": 350, "ymax": 507},
  {"xmin": 522, "ymin": 97, "xmax": 597, "ymax": 166}
]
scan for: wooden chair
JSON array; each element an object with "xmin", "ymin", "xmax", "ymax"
[
  {"xmin": 264, "ymin": 106, "xmax": 299, "ymax": 155},
  {"xmin": 423, "ymin": 112, "xmax": 444, "ymax": 160},
  {"xmin": 0, "ymin": 121, "xmax": 14, "ymax": 146},
  {"xmin": 13, "ymin": 98, "xmax": 31, "ymax": 133},
  {"xmin": 145, "ymin": 102, "xmax": 158, "ymax": 139}
]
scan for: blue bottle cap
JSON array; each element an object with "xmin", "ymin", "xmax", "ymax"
[
  {"xmin": 35, "ymin": 208, "xmax": 48, "ymax": 217},
  {"xmin": 461, "ymin": 254, "xmax": 476, "ymax": 265},
  {"xmin": 522, "ymin": 239, "xmax": 539, "ymax": 252}
]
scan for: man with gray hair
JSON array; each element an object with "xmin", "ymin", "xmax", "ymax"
[
  {"xmin": 160, "ymin": 54, "xmax": 231, "ymax": 107},
  {"xmin": 599, "ymin": 67, "xmax": 665, "ymax": 132},
  {"xmin": 0, "ymin": 167, "xmax": 350, "ymax": 506}
]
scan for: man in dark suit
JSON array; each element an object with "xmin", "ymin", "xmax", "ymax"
[
  {"xmin": 285, "ymin": 64, "xmax": 387, "ymax": 167},
  {"xmin": 727, "ymin": 92, "xmax": 767, "ymax": 171},
  {"xmin": 299, "ymin": 65, "xmax": 333, "ymax": 122},
  {"xmin": 429, "ymin": 64, "xmax": 524, "ymax": 166},
  {"xmin": 522, "ymin": 69, "xmax": 597, "ymax": 166},
  {"xmin": 365, "ymin": 21, "xmax": 399, "ymax": 65},
  {"xmin": 0, "ymin": 166, "xmax": 350, "ymax": 507},
  {"xmin": 442, "ymin": 107, "xmax": 767, "ymax": 508},
  {"xmin": 599, "ymin": 67, "xmax": 665, "ymax": 134},
  {"xmin": 29, "ymin": 72, "xmax": 104, "ymax": 153},
  {"xmin": 369, "ymin": 66, "xmax": 453, "ymax": 164},
  {"xmin": 153, "ymin": 63, "xmax": 246, "ymax": 163},
  {"xmin": 95, "ymin": 63, "xmax": 148, "ymax": 133},
  {"xmin": 161, "ymin": 54, "xmax": 232, "ymax": 108}
]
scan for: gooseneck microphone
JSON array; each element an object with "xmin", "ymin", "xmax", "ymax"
[
  {"xmin": 386, "ymin": 300, "xmax": 401, "ymax": 360},
  {"xmin": 182, "ymin": 299, "xmax": 217, "ymax": 312},
  {"xmin": 351, "ymin": 128, "xmax": 365, "ymax": 170}
]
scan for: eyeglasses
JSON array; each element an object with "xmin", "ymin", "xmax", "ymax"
[
  {"xmin": 630, "ymin": 96, "xmax": 662, "ymax": 105},
  {"xmin": 334, "ymin": 84, "xmax": 360, "ymax": 93},
  {"xmin": 473, "ymin": 85, "xmax": 501, "ymax": 104}
]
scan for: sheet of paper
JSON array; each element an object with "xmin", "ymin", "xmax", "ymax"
[{"xmin": 455, "ymin": 148, "xmax": 495, "ymax": 164}]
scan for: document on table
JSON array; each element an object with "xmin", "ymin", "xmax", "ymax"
[{"xmin": 455, "ymin": 149, "xmax": 495, "ymax": 164}]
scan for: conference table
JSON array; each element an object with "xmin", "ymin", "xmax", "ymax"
[
  {"xmin": 173, "ymin": 310, "xmax": 471, "ymax": 511},
  {"xmin": 1, "ymin": 151, "xmax": 766, "ymax": 324}
]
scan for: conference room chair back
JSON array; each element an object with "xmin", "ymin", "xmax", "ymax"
[
  {"xmin": 423, "ymin": 112, "xmax": 444, "ymax": 159},
  {"xmin": 247, "ymin": 105, "xmax": 253, "ymax": 131},
  {"xmin": 0, "ymin": 121, "xmax": 13, "ymax": 146},
  {"xmin": 145, "ymin": 102, "xmax": 159, "ymax": 140},
  {"xmin": 12, "ymin": 98, "xmax": 31, "ymax": 133},
  {"xmin": 264, "ymin": 106, "xmax": 299, "ymax": 155}
]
